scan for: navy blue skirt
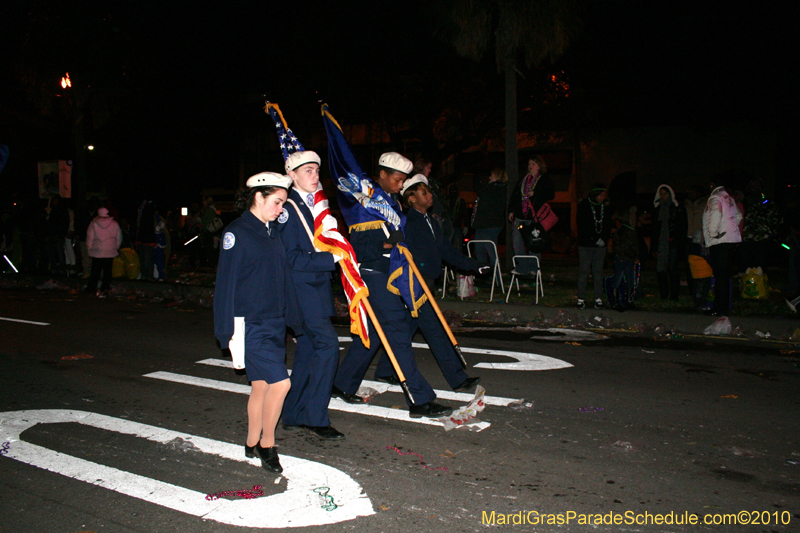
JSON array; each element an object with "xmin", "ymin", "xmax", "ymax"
[{"xmin": 244, "ymin": 317, "xmax": 289, "ymax": 384}]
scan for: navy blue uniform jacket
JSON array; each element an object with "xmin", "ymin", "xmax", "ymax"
[
  {"xmin": 405, "ymin": 208, "xmax": 477, "ymax": 282},
  {"xmin": 277, "ymin": 189, "xmax": 337, "ymax": 317},
  {"xmin": 348, "ymin": 180, "xmax": 399, "ymax": 273},
  {"xmin": 213, "ymin": 210, "xmax": 302, "ymax": 345}
]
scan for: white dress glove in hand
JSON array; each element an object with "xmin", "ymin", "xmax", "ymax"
[
  {"xmin": 332, "ymin": 253, "xmax": 343, "ymax": 263},
  {"xmin": 478, "ymin": 266, "xmax": 492, "ymax": 275},
  {"xmin": 596, "ymin": 238, "xmax": 605, "ymax": 247},
  {"xmin": 229, "ymin": 316, "xmax": 246, "ymax": 370}
]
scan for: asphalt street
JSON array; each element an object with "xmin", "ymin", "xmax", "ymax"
[{"xmin": 1, "ymin": 287, "xmax": 799, "ymax": 532}]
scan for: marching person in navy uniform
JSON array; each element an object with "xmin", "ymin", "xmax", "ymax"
[
  {"xmin": 277, "ymin": 151, "xmax": 345, "ymax": 440},
  {"xmin": 332, "ymin": 152, "xmax": 454, "ymax": 418},
  {"xmin": 214, "ymin": 171, "xmax": 301, "ymax": 474},
  {"xmin": 373, "ymin": 174, "xmax": 483, "ymax": 393}
]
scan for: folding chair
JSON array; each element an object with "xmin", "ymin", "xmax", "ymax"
[
  {"xmin": 505, "ymin": 255, "xmax": 544, "ymax": 304},
  {"xmin": 463, "ymin": 239, "xmax": 504, "ymax": 302},
  {"xmin": 440, "ymin": 265, "xmax": 456, "ymax": 299}
]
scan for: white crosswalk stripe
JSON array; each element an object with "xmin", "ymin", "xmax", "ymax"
[{"xmin": 144, "ymin": 370, "xmax": 493, "ymax": 431}]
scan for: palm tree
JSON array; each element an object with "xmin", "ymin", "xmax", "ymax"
[{"xmin": 433, "ymin": 0, "xmax": 580, "ymax": 261}]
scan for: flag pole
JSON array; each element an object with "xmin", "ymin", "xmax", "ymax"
[
  {"xmin": 361, "ymin": 297, "xmax": 416, "ymax": 404},
  {"xmin": 401, "ymin": 249, "xmax": 468, "ymax": 367}
]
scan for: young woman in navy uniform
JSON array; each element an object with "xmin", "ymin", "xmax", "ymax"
[
  {"xmin": 277, "ymin": 151, "xmax": 345, "ymax": 440},
  {"xmin": 214, "ymin": 171, "xmax": 301, "ymax": 473},
  {"xmin": 332, "ymin": 152, "xmax": 453, "ymax": 418},
  {"xmin": 373, "ymin": 175, "xmax": 483, "ymax": 393}
]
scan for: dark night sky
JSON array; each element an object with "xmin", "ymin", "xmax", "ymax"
[{"xmin": 1, "ymin": 1, "xmax": 794, "ymax": 211}]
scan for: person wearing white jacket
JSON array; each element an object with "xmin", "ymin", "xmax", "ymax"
[
  {"xmin": 702, "ymin": 181, "xmax": 742, "ymax": 315},
  {"xmin": 85, "ymin": 207, "xmax": 123, "ymax": 297}
]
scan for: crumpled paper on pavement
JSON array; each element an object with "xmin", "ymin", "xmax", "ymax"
[{"xmin": 438, "ymin": 385, "xmax": 486, "ymax": 431}]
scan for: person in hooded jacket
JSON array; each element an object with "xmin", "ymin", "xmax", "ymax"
[
  {"xmin": 652, "ymin": 184, "xmax": 688, "ymax": 300},
  {"xmin": 702, "ymin": 176, "xmax": 742, "ymax": 316},
  {"xmin": 85, "ymin": 207, "xmax": 122, "ymax": 297}
]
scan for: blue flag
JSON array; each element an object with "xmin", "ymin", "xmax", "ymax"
[{"xmin": 321, "ymin": 104, "xmax": 427, "ymax": 316}]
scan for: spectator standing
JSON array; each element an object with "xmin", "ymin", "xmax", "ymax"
[
  {"xmin": 576, "ymin": 184, "xmax": 613, "ymax": 309},
  {"xmin": 46, "ymin": 194, "xmax": 70, "ymax": 276},
  {"xmin": 85, "ymin": 207, "xmax": 122, "ymax": 297},
  {"xmin": 201, "ymin": 196, "xmax": 222, "ymax": 266},
  {"xmin": 610, "ymin": 206, "xmax": 639, "ymax": 311},
  {"xmin": 471, "ymin": 168, "xmax": 508, "ymax": 269},
  {"xmin": 74, "ymin": 199, "xmax": 98, "ymax": 279},
  {"xmin": 651, "ymin": 184, "xmax": 687, "ymax": 300},
  {"xmin": 702, "ymin": 178, "xmax": 743, "ymax": 316},
  {"xmin": 508, "ymin": 156, "xmax": 555, "ymax": 275},
  {"xmin": 154, "ymin": 208, "xmax": 168, "ymax": 281},
  {"xmin": 414, "ymin": 158, "xmax": 453, "ymax": 242},
  {"xmin": 136, "ymin": 200, "xmax": 157, "ymax": 281}
]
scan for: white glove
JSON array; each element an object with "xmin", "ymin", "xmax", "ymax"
[
  {"xmin": 478, "ymin": 266, "xmax": 491, "ymax": 275},
  {"xmin": 332, "ymin": 253, "xmax": 343, "ymax": 263},
  {"xmin": 596, "ymin": 238, "xmax": 605, "ymax": 247},
  {"xmin": 229, "ymin": 317, "xmax": 245, "ymax": 370}
]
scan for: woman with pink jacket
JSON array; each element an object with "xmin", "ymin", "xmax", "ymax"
[{"xmin": 85, "ymin": 207, "xmax": 123, "ymax": 297}]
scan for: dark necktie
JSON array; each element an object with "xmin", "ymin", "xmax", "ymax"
[{"xmin": 424, "ymin": 214, "xmax": 435, "ymax": 237}]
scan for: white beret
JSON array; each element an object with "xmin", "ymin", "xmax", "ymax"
[
  {"xmin": 285, "ymin": 151, "xmax": 321, "ymax": 172},
  {"xmin": 246, "ymin": 172, "xmax": 293, "ymax": 189},
  {"xmin": 400, "ymin": 173, "xmax": 429, "ymax": 196},
  {"xmin": 378, "ymin": 152, "xmax": 413, "ymax": 174}
]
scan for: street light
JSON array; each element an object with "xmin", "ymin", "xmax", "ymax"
[{"xmin": 61, "ymin": 73, "xmax": 72, "ymax": 89}]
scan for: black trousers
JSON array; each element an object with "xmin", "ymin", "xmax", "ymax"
[
  {"xmin": 708, "ymin": 243, "xmax": 737, "ymax": 315},
  {"xmin": 88, "ymin": 257, "xmax": 114, "ymax": 292}
]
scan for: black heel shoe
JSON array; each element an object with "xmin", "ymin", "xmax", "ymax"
[
  {"xmin": 256, "ymin": 444, "xmax": 283, "ymax": 473},
  {"xmin": 244, "ymin": 442, "xmax": 257, "ymax": 458}
]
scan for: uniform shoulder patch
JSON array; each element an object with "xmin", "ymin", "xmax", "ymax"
[
  {"xmin": 222, "ymin": 232, "xmax": 235, "ymax": 250},
  {"xmin": 277, "ymin": 209, "xmax": 289, "ymax": 224}
]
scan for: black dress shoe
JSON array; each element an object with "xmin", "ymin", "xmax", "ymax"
[
  {"xmin": 453, "ymin": 376, "xmax": 481, "ymax": 393},
  {"xmin": 374, "ymin": 375, "xmax": 401, "ymax": 386},
  {"xmin": 409, "ymin": 401, "xmax": 454, "ymax": 418},
  {"xmin": 331, "ymin": 386, "xmax": 365, "ymax": 404},
  {"xmin": 305, "ymin": 425, "xmax": 345, "ymax": 440},
  {"xmin": 244, "ymin": 443, "xmax": 257, "ymax": 458},
  {"xmin": 256, "ymin": 444, "xmax": 283, "ymax": 473}
]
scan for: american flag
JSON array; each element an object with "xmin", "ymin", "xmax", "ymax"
[{"xmin": 265, "ymin": 103, "xmax": 371, "ymax": 348}]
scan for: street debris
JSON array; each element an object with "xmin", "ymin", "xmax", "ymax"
[
  {"xmin": 36, "ymin": 279, "xmax": 67, "ymax": 290},
  {"xmin": 313, "ymin": 487, "xmax": 339, "ymax": 511},
  {"xmin": 730, "ymin": 447, "xmax": 759, "ymax": 457},
  {"xmin": 611, "ymin": 440, "xmax": 639, "ymax": 452},
  {"xmin": 507, "ymin": 399, "xmax": 535, "ymax": 411},
  {"xmin": 439, "ymin": 386, "xmax": 487, "ymax": 431},
  {"xmin": 720, "ymin": 394, "xmax": 739, "ymax": 398},
  {"xmin": 704, "ymin": 316, "xmax": 732, "ymax": 336},
  {"xmin": 61, "ymin": 353, "xmax": 93, "ymax": 361},
  {"xmin": 165, "ymin": 437, "xmax": 200, "ymax": 452},
  {"xmin": 206, "ymin": 485, "xmax": 264, "ymax": 500},
  {"xmin": 386, "ymin": 445, "xmax": 448, "ymax": 471},
  {"xmin": 355, "ymin": 386, "xmax": 379, "ymax": 402},
  {"xmin": 578, "ymin": 406, "xmax": 604, "ymax": 413}
]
